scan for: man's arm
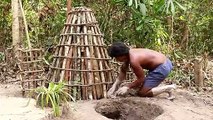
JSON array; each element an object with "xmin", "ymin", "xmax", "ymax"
[
  {"xmin": 128, "ymin": 61, "xmax": 145, "ymax": 89},
  {"xmin": 107, "ymin": 62, "xmax": 129, "ymax": 97},
  {"xmin": 118, "ymin": 62, "xmax": 129, "ymax": 81},
  {"xmin": 111, "ymin": 62, "xmax": 129, "ymax": 88}
]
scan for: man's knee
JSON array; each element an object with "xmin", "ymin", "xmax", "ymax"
[
  {"xmin": 138, "ymin": 88, "xmax": 153, "ymax": 97},
  {"xmin": 138, "ymin": 91, "xmax": 147, "ymax": 97}
]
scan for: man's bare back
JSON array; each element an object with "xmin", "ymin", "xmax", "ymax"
[{"xmin": 129, "ymin": 49, "xmax": 167, "ymax": 70}]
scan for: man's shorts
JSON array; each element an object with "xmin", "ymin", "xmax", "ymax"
[{"xmin": 143, "ymin": 59, "xmax": 173, "ymax": 88}]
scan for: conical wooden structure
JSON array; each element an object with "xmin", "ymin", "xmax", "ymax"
[{"xmin": 48, "ymin": 7, "xmax": 114, "ymax": 100}]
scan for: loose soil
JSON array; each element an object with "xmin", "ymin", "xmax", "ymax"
[{"xmin": 95, "ymin": 98, "xmax": 164, "ymax": 120}]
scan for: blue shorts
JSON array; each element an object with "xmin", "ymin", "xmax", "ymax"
[{"xmin": 143, "ymin": 59, "xmax": 173, "ymax": 88}]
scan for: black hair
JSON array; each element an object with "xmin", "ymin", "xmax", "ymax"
[{"xmin": 107, "ymin": 42, "xmax": 130, "ymax": 57}]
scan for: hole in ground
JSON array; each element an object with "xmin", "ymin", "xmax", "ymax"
[{"xmin": 95, "ymin": 98, "xmax": 164, "ymax": 120}]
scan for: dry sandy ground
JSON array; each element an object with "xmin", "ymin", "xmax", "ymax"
[
  {"xmin": 0, "ymin": 83, "xmax": 52, "ymax": 120},
  {"xmin": 0, "ymin": 83, "xmax": 213, "ymax": 120}
]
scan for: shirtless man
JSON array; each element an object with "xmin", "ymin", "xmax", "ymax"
[{"xmin": 107, "ymin": 42, "xmax": 176, "ymax": 99}]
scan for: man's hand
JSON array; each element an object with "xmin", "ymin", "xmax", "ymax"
[
  {"xmin": 107, "ymin": 79, "xmax": 122, "ymax": 98},
  {"xmin": 107, "ymin": 86, "xmax": 116, "ymax": 97},
  {"xmin": 115, "ymin": 86, "xmax": 129, "ymax": 96}
]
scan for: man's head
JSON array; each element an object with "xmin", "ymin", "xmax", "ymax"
[{"xmin": 107, "ymin": 42, "xmax": 130, "ymax": 62}]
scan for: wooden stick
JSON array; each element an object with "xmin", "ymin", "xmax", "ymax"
[
  {"xmin": 81, "ymin": 46, "xmax": 86, "ymax": 100},
  {"xmin": 87, "ymin": 12, "xmax": 105, "ymax": 98},
  {"xmin": 17, "ymin": 48, "xmax": 42, "ymax": 52},
  {"xmin": 53, "ymin": 56, "xmax": 110, "ymax": 60},
  {"xmin": 49, "ymin": 67, "xmax": 112, "ymax": 72},
  {"xmin": 92, "ymin": 14, "xmax": 114, "ymax": 92},
  {"xmin": 87, "ymin": 30, "xmax": 97, "ymax": 99},
  {"xmin": 64, "ymin": 22, "xmax": 98, "ymax": 25},
  {"xmin": 68, "ymin": 10, "xmax": 92, "ymax": 14},
  {"xmin": 84, "ymin": 21, "xmax": 93, "ymax": 100},
  {"xmin": 70, "ymin": 44, "xmax": 77, "ymax": 99},
  {"xmin": 64, "ymin": 44, "xmax": 73, "ymax": 81},
  {"xmin": 51, "ymin": 16, "xmax": 70, "ymax": 81},
  {"xmin": 19, "ymin": 0, "xmax": 31, "ymax": 50},
  {"xmin": 17, "ymin": 59, "xmax": 43, "ymax": 64},
  {"xmin": 73, "ymin": 11, "xmax": 83, "ymax": 100},
  {"xmin": 61, "ymin": 33, "xmax": 103, "ymax": 36},
  {"xmin": 60, "ymin": 13, "xmax": 76, "ymax": 82},
  {"xmin": 56, "ymin": 44, "xmax": 106, "ymax": 47},
  {"xmin": 93, "ymin": 13, "xmax": 110, "ymax": 98},
  {"xmin": 66, "ymin": 82, "xmax": 114, "ymax": 87},
  {"xmin": 51, "ymin": 13, "xmax": 74, "ymax": 82},
  {"xmin": 80, "ymin": 11, "xmax": 86, "ymax": 100},
  {"xmin": 87, "ymin": 12, "xmax": 101, "ymax": 99},
  {"xmin": 84, "ymin": 10, "xmax": 97, "ymax": 99}
]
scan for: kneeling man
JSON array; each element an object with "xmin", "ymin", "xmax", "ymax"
[{"xmin": 107, "ymin": 42, "xmax": 176, "ymax": 99}]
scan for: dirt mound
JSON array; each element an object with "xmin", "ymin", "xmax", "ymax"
[{"xmin": 95, "ymin": 98, "xmax": 163, "ymax": 120}]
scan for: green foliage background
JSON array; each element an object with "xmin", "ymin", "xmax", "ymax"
[
  {"xmin": 0, "ymin": 0, "xmax": 212, "ymax": 55},
  {"xmin": 0, "ymin": 0, "xmax": 212, "ymax": 86}
]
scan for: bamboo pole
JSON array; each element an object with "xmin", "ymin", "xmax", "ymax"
[
  {"xmin": 93, "ymin": 14, "xmax": 109, "ymax": 97},
  {"xmin": 84, "ymin": 10, "xmax": 98, "ymax": 99},
  {"xmin": 81, "ymin": 36, "xmax": 87, "ymax": 100},
  {"xmin": 18, "ymin": 0, "xmax": 31, "ymax": 50},
  {"xmin": 64, "ymin": 13, "xmax": 75, "ymax": 82},
  {"xmin": 75, "ymin": 11, "xmax": 84, "ymax": 99},
  {"xmin": 81, "ymin": 11, "xmax": 87, "ymax": 100},
  {"xmin": 92, "ymin": 11, "xmax": 112, "ymax": 76},
  {"xmin": 93, "ymin": 14, "xmax": 114, "ymax": 89},
  {"xmin": 51, "ymin": 15, "xmax": 71, "ymax": 80},
  {"xmin": 84, "ymin": 23, "xmax": 93, "ymax": 100},
  {"xmin": 64, "ymin": 0, "xmax": 73, "ymax": 82},
  {"xmin": 81, "ymin": 46, "xmax": 86, "ymax": 100},
  {"xmin": 88, "ymin": 30, "xmax": 97, "ymax": 99},
  {"xmin": 52, "ymin": 13, "xmax": 75, "ymax": 82},
  {"xmin": 68, "ymin": 14, "xmax": 78, "ymax": 86},
  {"xmin": 87, "ymin": 12, "xmax": 106, "ymax": 98},
  {"xmin": 59, "ymin": 15, "xmax": 75, "ymax": 82},
  {"xmin": 93, "ymin": 37, "xmax": 107, "ymax": 98},
  {"xmin": 85, "ymin": 11, "xmax": 98, "ymax": 99},
  {"xmin": 89, "ymin": 11, "xmax": 102, "ymax": 99},
  {"xmin": 64, "ymin": 44, "xmax": 73, "ymax": 81},
  {"xmin": 69, "ymin": 42, "xmax": 78, "ymax": 99},
  {"xmin": 64, "ymin": 9, "xmax": 76, "ymax": 82}
]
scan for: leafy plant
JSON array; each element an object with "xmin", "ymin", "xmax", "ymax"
[{"xmin": 33, "ymin": 82, "xmax": 75, "ymax": 117}]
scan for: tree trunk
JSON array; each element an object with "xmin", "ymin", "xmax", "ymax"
[
  {"xmin": 66, "ymin": 0, "xmax": 72, "ymax": 17},
  {"xmin": 18, "ymin": 0, "xmax": 23, "ymax": 47},
  {"xmin": 181, "ymin": 22, "xmax": 189, "ymax": 49},
  {"xmin": 194, "ymin": 58, "xmax": 204, "ymax": 87},
  {"xmin": 12, "ymin": 0, "xmax": 20, "ymax": 49},
  {"xmin": 167, "ymin": 16, "xmax": 173, "ymax": 43}
]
